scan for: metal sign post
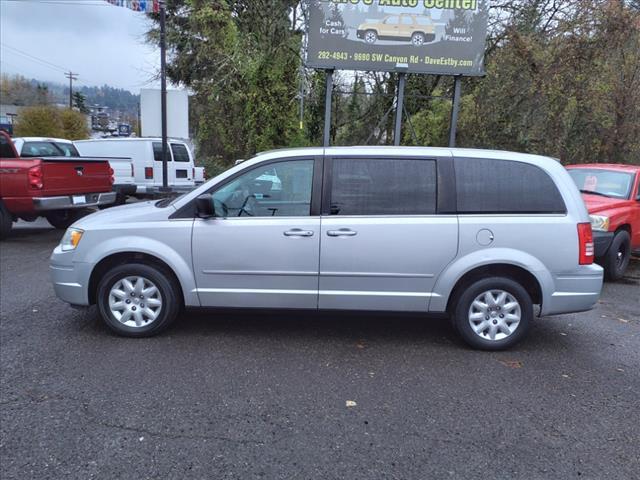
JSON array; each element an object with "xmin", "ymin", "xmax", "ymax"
[
  {"xmin": 448, "ymin": 76, "xmax": 462, "ymax": 148},
  {"xmin": 394, "ymin": 72, "xmax": 407, "ymax": 146},
  {"xmin": 104, "ymin": 0, "xmax": 168, "ymax": 189},
  {"xmin": 323, "ymin": 70, "xmax": 334, "ymax": 147},
  {"xmin": 159, "ymin": 0, "xmax": 169, "ymax": 191}
]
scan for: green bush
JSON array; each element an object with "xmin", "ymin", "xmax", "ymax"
[{"xmin": 14, "ymin": 106, "xmax": 89, "ymax": 140}]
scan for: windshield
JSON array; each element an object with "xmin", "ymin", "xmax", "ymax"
[
  {"xmin": 568, "ymin": 168, "xmax": 634, "ymax": 199},
  {"xmin": 21, "ymin": 141, "xmax": 80, "ymax": 158}
]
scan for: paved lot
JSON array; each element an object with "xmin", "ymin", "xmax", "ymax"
[{"xmin": 1, "ymin": 220, "xmax": 639, "ymax": 479}]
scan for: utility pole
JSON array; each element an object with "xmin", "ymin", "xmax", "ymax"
[
  {"xmin": 159, "ymin": 0, "xmax": 169, "ymax": 192},
  {"xmin": 65, "ymin": 72, "xmax": 78, "ymax": 109}
]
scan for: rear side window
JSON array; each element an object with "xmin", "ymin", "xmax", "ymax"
[
  {"xmin": 455, "ymin": 158, "xmax": 566, "ymax": 214},
  {"xmin": 153, "ymin": 142, "xmax": 172, "ymax": 162},
  {"xmin": 20, "ymin": 141, "xmax": 66, "ymax": 157},
  {"xmin": 171, "ymin": 143, "xmax": 190, "ymax": 162},
  {"xmin": 54, "ymin": 142, "xmax": 79, "ymax": 157},
  {"xmin": 330, "ymin": 158, "xmax": 437, "ymax": 216}
]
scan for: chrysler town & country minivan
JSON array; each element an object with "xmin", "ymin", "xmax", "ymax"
[{"xmin": 50, "ymin": 147, "xmax": 603, "ymax": 350}]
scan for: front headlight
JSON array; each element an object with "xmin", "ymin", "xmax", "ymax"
[
  {"xmin": 60, "ymin": 228, "xmax": 84, "ymax": 251},
  {"xmin": 589, "ymin": 215, "xmax": 610, "ymax": 232}
]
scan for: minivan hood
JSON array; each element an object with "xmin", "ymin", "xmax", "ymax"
[
  {"xmin": 73, "ymin": 200, "xmax": 174, "ymax": 230},
  {"xmin": 581, "ymin": 193, "xmax": 628, "ymax": 214}
]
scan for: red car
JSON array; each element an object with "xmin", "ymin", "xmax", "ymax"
[{"xmin": 566, "ymin": 164, "xmax": 640, "ymax": 280}]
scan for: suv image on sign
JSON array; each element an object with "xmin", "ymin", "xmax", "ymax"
[
  {"xmin": 566, "ymin": 164, "xmax": 640, "ymax": 280},
  {"xmin": 50, "ymin": 147, "xmax": 603, "ymax": 350},
  {"xmin": 357, "ymin": 14, "xmax": 436, "ymax": 46}
]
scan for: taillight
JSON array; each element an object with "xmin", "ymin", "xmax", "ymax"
[
  {"xmin": 145, "ymin": 167, "xmax": 153, "ymax": 179},
  {"xmin": 578, "ymin": 223, "xmax": 594, "ymax": 265},
  {"xmin": 108, "ymin": 167, "xmax": 114, "ymax": 176},
  {"xmin": 203, "ymin": 168, "xmax": 207, "ymax": 179},
  {"xmin": 131, "ymin": 163, "xmax": 134, "ymax": 177},
  {"xmin": 192, "ymin": 167, "xmax": 195, "ymax": 179},
  {"xmin": 28, "ymin": 165, "xmax": 43, "ymax": 189}
]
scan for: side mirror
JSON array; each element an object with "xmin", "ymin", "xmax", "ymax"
[{"xmin": 195, "ymin": 194, "xmax": 214, "ymax": 219}]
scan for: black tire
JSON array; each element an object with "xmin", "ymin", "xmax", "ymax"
[
  {"xmin": 602, "ymin": 230, "xmax": 631, "ymax": 281},
  {"xmin": 452, "ymin": 277, "xmax": 533, "ymax": 351},
  {"xmin": 97, "ymin": 263, "xmax": 181, "ymax": 337},
  {"xmin": 0, "ymin": 201, "xmax": 13, "ymax": 240},
  {"xmin": 45, "ymin": 209, "xmax": 87, "ymax": 230},
  {"xmin": 364, "ymin": 30, "xmax": 378, "ymax": 44}
]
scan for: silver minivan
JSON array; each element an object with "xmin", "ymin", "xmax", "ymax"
[{"xmin": 50, "ymin": 147, "xmax": 604, "ymax": 350}]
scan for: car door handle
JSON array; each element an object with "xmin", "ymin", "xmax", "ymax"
[
  {"xmin": 284, "ymin": 229, "xmax": 314, "ymax": 237},
  {"xmin": 327, "ymin": 229, "xmax": 357, "ymax": 237}
]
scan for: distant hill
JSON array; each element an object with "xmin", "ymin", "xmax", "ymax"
[{"xmin": 1, "ymin": 74, "xmax": 139, "ymax": 118}]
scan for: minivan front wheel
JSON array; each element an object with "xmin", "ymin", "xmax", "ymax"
[
  {"xmin": 453, "ymin": 277, "xmax": 532, "ymax": 350},
  {"xmin": 97, "ymin": 263, "xmax": 180, "ymax": 337}
]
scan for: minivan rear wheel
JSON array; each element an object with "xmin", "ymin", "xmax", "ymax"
[
  {"xmin": 452, "ymin": 277, "xmax": 532, "ymax": 350},
  {"xmin": 97, "ymin": 263, "xmax": 180, "ymax": 337}
]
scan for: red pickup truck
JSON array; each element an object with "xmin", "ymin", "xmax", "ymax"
[
  {"xmin": 567, "ymin": 164, "xmax": 640, "ymax": 280},
  {"xmin": 0, "ymin": 131, "xmax": 116, "ymax": 239}
]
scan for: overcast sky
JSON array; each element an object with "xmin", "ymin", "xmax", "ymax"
[{"xmin": 0, "ymin": 0, "xmax": 160, "ymax": 92}]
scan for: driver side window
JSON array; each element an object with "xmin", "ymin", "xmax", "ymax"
[{"xmin": 211, "ymin": 159, "xmax": 314, "ymax": 217}]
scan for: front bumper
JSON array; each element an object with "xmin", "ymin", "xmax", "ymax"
[
  {"xmin": 594, "ymin": 231, "xmax": 614, "ymax": 258},
  {"xmin": 50, "ymin": 245, "xmax": 95, "ymax": 306},
  {"xmin": 33, "ymin": 192, "xmax": 117, "ymax": 211}
]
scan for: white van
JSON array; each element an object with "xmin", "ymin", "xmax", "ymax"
[{"xmin": 75, "ymin": 138, "xmax": 196, "ymax": 196}]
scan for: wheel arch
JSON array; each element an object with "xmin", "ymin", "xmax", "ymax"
[
  {"xmin": 429, "ymin": 248, "xmax": 552, "ymax": 314},
  {"xmin": 444, "ymin": 264, "xmax": 543, "ymax": 315},
  {"xmin": 88, "ymin": 251, "xmax": 188, "ymax": 306},
  {"xmin": 615, "ymin": 223, "xmax": 632, "ymax": 236}
]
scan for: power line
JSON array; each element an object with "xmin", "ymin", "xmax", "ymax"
[{"xmin": 1, "ymin": 43, "xmax": 69, "ymax": 73}]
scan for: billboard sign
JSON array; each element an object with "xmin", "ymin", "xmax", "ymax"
[
  {"xmin": 140, "ymin": 89, "xmax": 190, "ymax": 139},
  {"xmin": 305, "ymin": 0, "xmax": 489, "ymax": 76}
]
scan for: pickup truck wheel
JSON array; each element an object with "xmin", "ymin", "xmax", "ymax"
[
  {"xmin": 603, "ymin": 230, "xmax": 631, "ymax": 281},
  {"xmin": 411, "ymin": 32, "xmax": 426, "ymax": 46},
  {"xmin": 45, "ymin": 209, "xmax": 87, "ymax": 230},
  {"xmin": 364, "ymin": 30, "xmax": 378, "ymax": 44},
  {"xmin": 452, "ymin": 277, "xmax": 532, "ymax": 351},
  {"xmin": 0, "ymin": 202, "xmax": 13, "ymax": 240},
  {"xmin": 97, "ymin": 263, "xmax": 180, "ymax": 337}
]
